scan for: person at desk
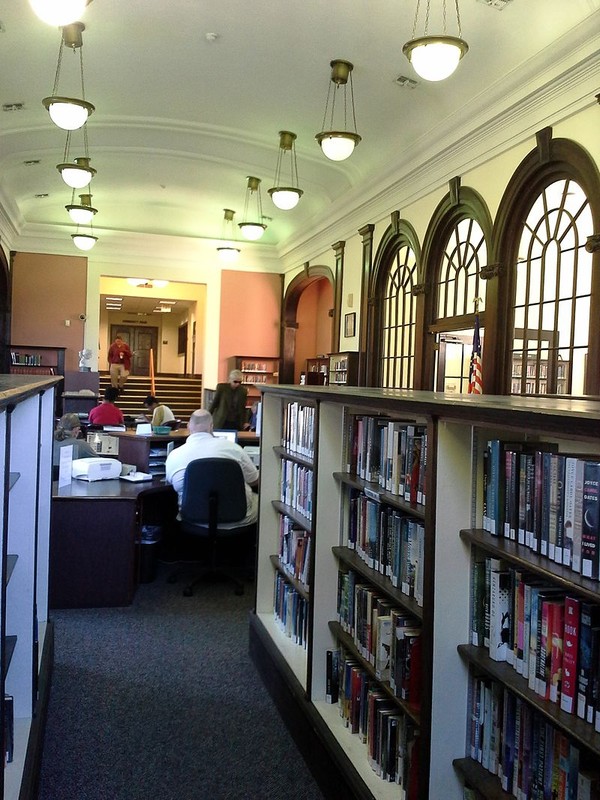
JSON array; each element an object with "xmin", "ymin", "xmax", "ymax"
[
  {"xmin": 209, "ymin": 369, "xmax": 248, "ymax": 431},
  {"xmin": 88, "ymin": 387, "xmax": 125, "ymax": 426},
  {"xmin": 53, "ymin": 413, "xmax": 98, "ymax": 466},
  {"xmin": 165, "ymin": 409, "xmax": 258, "ymax": 526},
  {"xmin": 141, "ymin": 395, "xmax": 175, "ymax": 427}
]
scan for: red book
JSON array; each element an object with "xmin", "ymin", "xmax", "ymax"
[
  {"xmin": 549, "ymin": 599, "xmax": 565, "ymax": 704},
  {"xmin": 560, "ymin": 595, "xmax": 580, "ymax": 714}
]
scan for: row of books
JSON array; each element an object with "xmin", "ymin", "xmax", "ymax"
[
  {"xmin": 347, "ymin": 490, "xmax": 425, "ymax": 606},
  {"xmin": 483, "ymin": 440, "xmax": 600, "ymax": 580},
  {"xmin": 10, "ymin": 351, "xmax": 43, "ymax": 366},
  {"xmin": 347, "ymin": 416, "xmax": 427, "ymax": 505},
  {"xmin": 278, "ymin": 515, "xmax": 311, "ymax": 589},
  {"xmin": 337, "ymin": 570, "xmax": 422, "ymax": 705},
  {"xmin": 282, "ymin": 401, "xmax": 315, "ymax": 458},
  {"xmin": 280, "ymin": 458, "xmax": 313, "ymax": 520},
  {"xmin": 468, "ymin": 676, "xmax": 599, "ymax": 799},
  {"xmin": 326, "ymin": 648, "xmax": 420, "ymax": 796},
  {"xmin": 273, "ymin": 572, "xmax": 308, "ymax": 647},
  {"xmin": 473, "ymin": 556, "xmax": 600, "ymax": 730}
]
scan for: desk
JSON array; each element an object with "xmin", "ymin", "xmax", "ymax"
[{"xmin": 50, "ymin": 477, "xmax": 177, "ymax": 608}]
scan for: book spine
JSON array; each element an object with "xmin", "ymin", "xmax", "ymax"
[
  {"xmin": 489, "ymin": 567, "xmax": 510, "ymax": 662},
  {"xmin": 560, "ymin": 595, "xmax": 580, "ymax": 714},
  {"xmin": 581, "ymin": 460, "xmax": 600, "ymax": 580}
]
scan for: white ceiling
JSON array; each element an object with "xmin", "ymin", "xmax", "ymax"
[{"xmin": 1, "ymin": 0, "xmax": 599, "ymax": 260}]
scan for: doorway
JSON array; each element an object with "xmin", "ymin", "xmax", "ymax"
[
  {"xmin": 110, "ymin": 325, "xmax": 158, "ymax": 376},
  {"xmin": 434, "ymin": 328, "xmax": 482, "ymax": 394}
]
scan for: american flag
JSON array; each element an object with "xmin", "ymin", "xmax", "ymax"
[{"xmin": 468, "ymin": 314, "xmax": 483, "ymax": 394}]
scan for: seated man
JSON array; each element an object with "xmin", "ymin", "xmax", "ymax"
[
  {"xmin": 88, "ymin": 387, "xmax": 125, "ymax": 426},
  {"xmin": 165, "ymin": 408, "xmax": 258, "ymax": 527},
  {"xmin": 141, "ymin": 395, "xmax": 175, "ymax": 427},
  {"xmin": 53, "ymin": 412, "xmax": 98, "ymax": 467}
]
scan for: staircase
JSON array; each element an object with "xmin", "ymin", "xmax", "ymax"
[{"xmin": 98, "ymin": 372, "xmax": 203, "ymax": 424}]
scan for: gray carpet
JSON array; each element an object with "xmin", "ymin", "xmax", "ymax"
[{"xmin": 38, "ymin": 565, "xmax": 325, "ymax": 800}]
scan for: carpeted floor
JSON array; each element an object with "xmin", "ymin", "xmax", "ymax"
[{"xmin": 38, "ymin": 564, "xmax": 325, "ymax": 800}]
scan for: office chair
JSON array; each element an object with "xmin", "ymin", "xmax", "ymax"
[{"xmin": 171, "ymin": 457, "xmax": 255, "ymax": 597}]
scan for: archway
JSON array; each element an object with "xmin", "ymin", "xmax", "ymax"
[{"xmin": 280, "ymin": 266, "xmax": 335, "ymax": 385}]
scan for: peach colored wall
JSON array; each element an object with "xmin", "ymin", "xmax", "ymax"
[
  {"xmin": 218, "ymin": 271, "xmax": 282, "ymax": 383},
  {"xmin": 11, "ymin": 252, "xmax": 88, "ymax": 372},
  {"xmin": 295, "ymin": 279, "xmax": 333, "ymax": 383}
]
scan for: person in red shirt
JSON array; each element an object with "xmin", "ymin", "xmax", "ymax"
[
  {"xmin": 107, "ymin": 335, "xmax": 133, "ymax": 393},
  {"xmin": 88, "ymin": 387, "xmax": 125, "ymax": 426}
]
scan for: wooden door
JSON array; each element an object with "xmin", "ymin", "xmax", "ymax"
[{"xmin": 110, "ymin": 325, "xmax": 158, "ymax": 376}]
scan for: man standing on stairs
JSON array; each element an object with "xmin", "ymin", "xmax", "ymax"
[{"xmin": 108, "ymin": 335, "xmax": 132, "ymax": 394}]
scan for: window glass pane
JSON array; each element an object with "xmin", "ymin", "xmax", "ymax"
[
  {"xmin": 510, "ymin": 178, "xmax": 592, "ymax": 396},
  {"xmin": 379, "ymin": 242, "xmax": 417, "ymax": 389}
]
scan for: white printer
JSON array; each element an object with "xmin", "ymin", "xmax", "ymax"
[{"xmin": 72, "ymin": 457, "xmax": 122, "ymax": 482}]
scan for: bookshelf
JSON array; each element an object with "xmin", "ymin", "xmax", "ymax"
[
  {"xmin": 0, "ymin": 375, "xmax": 57, "ymax": 800},
  {"xmin": 9, "ymin": 345, "xmax": 65, "ymax": 377},
  {"xmin": 226, "ymin": 356, "xmax": 280, "ymax": 408},
  {"xmin": 305, "ymin": 357, "xmax": 329, "ymax": 386},
  {"xmin": 249, "ymin": 385, "xmax": 600, "ymax": 800},
  {"xmin": 328, "ymin": 351, "xmax": 359, "ymax": 387}
]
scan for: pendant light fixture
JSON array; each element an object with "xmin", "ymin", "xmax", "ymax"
[
  {"xmin": 42, "ymin": 22, "xmax": 95, "ymax": 131},
  {"xmin": 29, "ymin": 0, "xmax": 91, "ymax": 26},
  {"xmin": 217, "ymin": 208, "xmax": 241, "ymax": 263},
  {"xmin": 315, "ymin": 59, "xmax": 361, "ymax": 162},
  {"xmin": 71, "ymin": 223, "xmax": 97, "ymax": 251},
  {"xmin": 403, "ymin": 0, "xmax": 468, "ymax": 82},
  {"xmin": 268, "ymin": 131, "xmax": 303, "ymax": 211},
  {"xmin": 238, "ymin": 177, "xmax": 267, "ymax": 241},
  {"xmin": 57, "ymin": 125, "xmax": 96, "ymax": 189},
  {"xmin": 65, "ymin": 191, "xmax": 97, "ymax": 224}
]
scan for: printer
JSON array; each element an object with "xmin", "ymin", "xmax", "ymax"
[{"xmin": 72, "ymin": 457, "xmax": 122, "ymax": 482}]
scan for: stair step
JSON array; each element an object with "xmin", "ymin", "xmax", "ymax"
[{"xmin": 98, "ymin": 372, "xmax": 204, "ymax": 423}]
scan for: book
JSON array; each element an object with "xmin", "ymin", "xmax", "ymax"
[
  {"xmin": 560, "ymin": 595, "xmax": 580, "ymax": 714},
  {"xmin": 576, "ymin": 602, "xmax": 600, "ymax": 720},
  {"xmin": 582, "ymin": 460, "xmax": 600, "ymax": 579},
  {"xmin": 4, "ymin": 693, "xmax": 13, "ymax": 763},
  {"xmin": 489, "ymin": 564, "xmax": 510, "ymax": 662},
  {"xmin": 326, "ymin": 649, "xmax": 340, "ymax": 704}
]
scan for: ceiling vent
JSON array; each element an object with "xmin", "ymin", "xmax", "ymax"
[
  {"xmin": 3, "ymin": 102, "xmax": 25, "ymax": 112},
  {"xmin": 395, "ymin": 75, "xmax": 418, "ymax": 89}
]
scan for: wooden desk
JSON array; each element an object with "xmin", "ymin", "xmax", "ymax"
[{"xmin": 50, "ymin": 477, "xmax": 177, "ymax": 609}]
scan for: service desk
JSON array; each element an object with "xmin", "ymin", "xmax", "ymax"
[{"xmin": 50, "ymin": 477, "xmax": 176, "ymax": 609}]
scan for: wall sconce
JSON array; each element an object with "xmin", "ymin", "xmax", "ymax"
[
  {"xmin": 217, "ymin": 208, "xmax": 241, "ymax": 263},
  {"xmin": 315, "ymin": 59, "xmax": 361, "ymax": 162},
  {"xmin": 238, "ymin": 177, "xmax": 267, "ymax": 241},
  {"xmin": 65, "ymin": 191, "xmax": 97, "ymax": 224},
  {"xmin": 403, "ymin": 0, "xmax": 468, "ymax": 82},
  {"xmin": 42, "ymin": 22, "xmax": 95, "ymax": 130},
  {"xmin": 268, "ymin": 131, "xmax": 303, "ymax": 211},
  {"xmin": 29, "ymin": 0, "xmax": 91, "ymax": 26}
]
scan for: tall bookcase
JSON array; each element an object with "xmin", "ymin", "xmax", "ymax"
[
  {"xmin": 226, "ymin": 356, "xmax": 280, "ymax": 409},
  {"xmin": 0, "ymin": 376, "xmax": 57, "ymax": 800},
  {"xmin": 249, "ymin": 385, "xmax": 600, "ymax": 800}
]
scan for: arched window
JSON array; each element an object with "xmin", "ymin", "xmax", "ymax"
[
  {"xmin": 380, "ymin": 243, "xmax": 418, "ymax": 389},
  {"xmin": 436, "ymin": 217, "xmax": 487, "ymax": 321},
  {"xmin": 510, "ymin": 178, "xmax": 593, "ymax": 395},
  {"xmin": 369, "ymin": 220, "xmax": 420, "ymax": 389}
]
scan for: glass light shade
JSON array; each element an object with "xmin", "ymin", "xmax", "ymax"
[
  {"xmin": 403, "ymin": 36, "xmax": 468, "ymax": 82},
  {"xmin": 30, "ymin": 0, "xmax": 88, "ymax": 25},
  {"xmin": 238, "ymin": 222, "xmax": 267, "ymax": 241},
  {"xmin": 71, "ymin": 232, "xmax": 97, "ymax": 250},
  {"xmin": 57, "ymin": 158, "xmax": 96, "ymax": 189},
  {"xmin": 217, "ymin": 246, "xmax": 241, "ymax": 263},
  {"xmin": 268, "ymin": 188, "xmax": 303, "ymax": 211},
  {"xmin": 43, "ymin": 96, "xmax": 95, "ymax": 130},
  {"xmin": 66, "ymin": 205, "xmax": 94, "ymax": 224},
  {"xmin": 316, "ymin": 132, "xmax": 361, "ymax": 162}
]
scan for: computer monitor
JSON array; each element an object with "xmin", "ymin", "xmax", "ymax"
[{"xmin": 213, "ymin": 429, "xmax": 238, "ymax": 444}]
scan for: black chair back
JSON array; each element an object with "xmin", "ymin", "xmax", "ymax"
[{"xmin": 181, "ymin": 458, "xmax": 247, "ymax": 528}]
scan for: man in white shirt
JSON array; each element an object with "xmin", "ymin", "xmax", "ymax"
[{"xmin": 165, "ymin": 409, "xmax": 258, "ymax": 527}]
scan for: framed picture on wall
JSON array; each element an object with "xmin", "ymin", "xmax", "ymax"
[{"xmin": 344, "ymin": 312, "xmax": 356, "ymax": 338}]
